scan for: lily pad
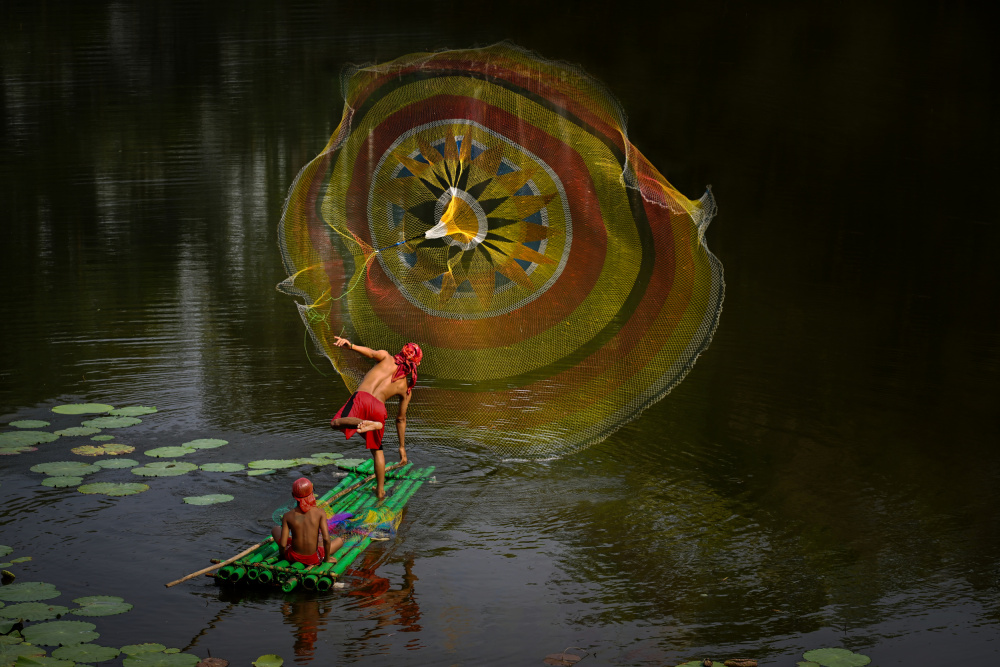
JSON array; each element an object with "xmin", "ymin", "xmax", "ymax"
[
  {"xmin": 81, "ymin": 416, "xmax": 141, "ymax": 429},
  {"xmin": 312, "ymin": 452, "xmax": 343, "ymax": 460},
  {"xmin": 21, "ymin": 620, "xmax": 98, "ymax": 646},
  {"xmin": 801, "ymin": 648, "xmax": 871, "ymax": 667},
  {"xmin": 9, "ymin": 558, "xmax": 30, "ymax": 564},
  {"xmin": 77, "ymin": 482, "xmax": 149, "ymax": 496},
  {"xmin": 333, "ymin": 459, "xmax": 366, "ymax": 469},
  {"xmin": 95, "ymin": 457, "xmax": 140, "ymax": 469},
  {"xmin": 183, "ymin": 494, "xmax": 234, "ymax": 506},
  {"xmin": 123, "ymin": 652, "xmax": 199, "ymax": 667},
  {"xmin": 0, "ymin": 546, "xmax": 11, "ymax": 557},
  {"xmin": 199, "ymin": 463, "xmax": 244, "ymax": 472},
  {"xmin": 110, "ymin": 406, "xmax": 157, "ymax": 417},
  {"xmin": 0, "ymin": 432, "xmax": 59, "ymax": 447},
  {"xmin": 246, "ymin": 469, "xmax": 275, "ymax": 476},
  {"xmin": 15, "ymin": 655, "xmax": 78, "ymax": 667},
  {"xmin": 0, "ymin": 602, "xmax": 69, "ymax": 621},
  {"xmin": 0, "ymin": 643, "xmax": 47, "ymax": 664},
  {"xmin": 182, "ymin": 439, "xmax": 227, "ymax": 450},
  {"xmin": 121, "ymin": 644, "xmax": 167, "ymax": 655},
  {"xmin": 164, "ymin": 649, "xmax": 180, "ymax": 654},
  {"xmin": 90, "ymin": 435, "xmax": 115, "ymax": 441},
  {"xmin": 132, "ymin": 461, "xmax": 197, "ymax": 477},
  {"xmin": 9, "ymin": 420, "xmax": 49, "ymax": 429},
  {"xmin": 52, "ymin": 643, "xmax": 120, "ymax": 662},
  {"xmin": 247, "ymin": 459, "xmax": 299, "ymax": 469},
  {"xmin": 71, "ymin": 444, "xmax": 134, "ymax": 457},
  {"xmin": 143, "ymin": 447, "xmax": 196, "ymax": 458},
  {"xmin": 0, "ymin": 582, "xmax": 60, "ymax": 602},
  {"xmin": 51, "ymin": 404, "xmax": 113, "ymax": 415},
  {"xmin": 70, "ymin": 596, "xmax": 132, "ymax": 617},
  {"xmin": 41, "ymin": 476, "xmax": 83, "ymax": 488},
  {"xmin": 30, "ymin": 462, "xmax": 100, "ymax": 477},
  {"xmin": 252, "ymin": 656, "xmax": 283, "ymax": 667},
  {"xmin": 53, "ymin": 427, "xmax": 101, "ymax": 437},
  {"xmin": 295, "ymin": 457, "xmax": 337, "ymax": 466},
  {"xmin": 0, "ymin": 446, "xmax": 36, "ymax": 456}
]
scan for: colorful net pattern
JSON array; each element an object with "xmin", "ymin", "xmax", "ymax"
[{"xmin": 278, "ymin": 43, "xmax": 724, "ymax": 457}]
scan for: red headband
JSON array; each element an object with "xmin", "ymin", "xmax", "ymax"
[
  {"xmin": 292, "ymin": 477, "xmax": 316, "ymax": 513},
  {"xmin": 391, "ymin": 343, "xmax": 422, "ymax": 395}
]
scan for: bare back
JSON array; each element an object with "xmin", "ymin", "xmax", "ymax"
[
  {"xmin": 356, "ymin": 353, "xmax": 411, "ymax": 404},
  {"xmin": 280, "ymin": 506, "xmax": 329, "ymax": 555}
]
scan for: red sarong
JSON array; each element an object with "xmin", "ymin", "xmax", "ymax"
[
  {"xmin": 286, "ymin": 546, "xmax": 325, "ymax": 567},
  {"xmin": 332, "ymin": 391, "xmax": 388, "ymax": 450}
]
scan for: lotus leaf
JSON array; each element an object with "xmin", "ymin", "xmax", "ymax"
[
  {"xmin": 163, "ymin": 649, "xmax": 179, "ymax": 654},
  {"xmin": 247, "ymin": 460, "xmax": 298, "ymax": 469},
  {"xmin": 9, "ymin": 420, "xmax": 49, "ymax": 429},
  {"xmin": 9, "ymin": 558, "xmax": 30, "ymax": 564},
  {"xmin": 252, "ymin": 656, "xmax": 283, "ymax": 667},
  {"xmin": 0, "ymin": 446, "xmax": 35, "ymax": 456},
  {"xmin": 143, "ymin": 447, "xmax": 195, "ymax": 458},
  {"xmin": 295, "ymin": 458, "xmax": 334, "ymax": 466},
  {"xmin": 0, "ymin": 643, "xmax": 47, "ymax": 665},
  {"xmin": 196, "ymin": 658, "xmax": 229, "ymax": 667},
  {"xmin": 121, "ymin": 644, "xmax": 166, "ymax": 655},
  {"xmin": 72, "ymin": 444, "xmax": 134, "ymax": 457},
  {"xmin": 69, "ymin": 446, "xmax": 104, "ymax": 457},
  {"xmin": 14, "ymin": 655, "xmax": 77, "ymax": 667},
  {"xmin": 0, "ymin": 564, "xmax": 9, "ymax": 569},
  {"xmin": 0, "ymin": 620, "xmax": 15, "ymax": 635},
  {"xmin": 246, "ymin": 469, "xmax": 275, "ymax": 476},
  {"xmin": 797, "ymin": 662, "xmax": 823, "ymax": 667},
  {"xmin": 199, "ymin": 463, "xmax": 244, "ymax": 472},
  {"xmin": 53, "ymin": 427, "xmax": 101, "ymax": 437},
  {"xmin": 0, "ymin": 547, "xmax": 13, "ymax": 558},
  {"xmin": 0, "ymin": 432, "xmax": 58, "ymax": 447},
  {"xmin": 94, "ymin": 458, "xmax": 139, "ymax": 470},
  {"xmin": 122, "ymin": 652, "xmax": 199, "ymax": 667},
  {"xmin": 132, "ymin": 461, "xmax": 197, "ymax": 477},
  {"xmin": 22, "ymin": 620, "xmax": 98, "ymax": 646},
  {"xmin": 110, "ymin": 406, "xmax": 157, "ymax": 417},
  {"xmin": 0, "ymin": 582, "xmax": 60, "ymax": 602},
  {"xmin": 81, "ymin": 416, "xmax": 141, "ymax": 429},
  {"xmin": 182, "ymin": 439, "xmax": 227, "ymax": 450},
  {"xmin": 0, "ymin": 602, "xmax": 68, "ymax": 621},
  {"xmin": 69, "ymin": 596, "xmax": 132, "ymax": 617},
  {"xmin": 30, "ymin": 462, "xmax": 99, "ymax": 477},
  {"xmin": 77, "ymin": 482, "xmax": 149, "ymax": 496},
  {"xmin": 90, "ymin": 435, "xmax": 114, "ymax": 441},
  {"xmin": 801, "ymin": 648, "xmax": 871, "ymax": 667},
  {"xmin": 312, "ymin": 452, "xmax": 343, "ymax": 460},
  {"xmin": 52, "ymin": 643, "xmax": 120, "ymax": 662},
  {"xmin": 41, "ymin": 477, "xmax": 83, "ymax": 488},
  {"xmin": 51, "ymin": 404, "xmax": 113, "ymax": 415},
  {"xmin": 183, "ymin": 494, "xmax": 234, "ymax": 506},
  {"xmin": 334, "ymin": 459, "xmax": 365, "ymax": 469}
]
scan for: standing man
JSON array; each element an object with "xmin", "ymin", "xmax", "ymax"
[{"xmin": 330, "ymin": 336, "xmax": 422, "ymax": 500}]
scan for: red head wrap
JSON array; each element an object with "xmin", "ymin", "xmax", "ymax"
[
  {"xmin": 391, "ymin": 343, "xmax": 422, "ymax": 395},
  {"xmin": 292, "ymin": 477, "xmax": 316, "ymax": 513}
]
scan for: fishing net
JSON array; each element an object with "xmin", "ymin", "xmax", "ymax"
[{"xmin": 278, "ymin": 42, "xmax": 724, "ymax": 458}]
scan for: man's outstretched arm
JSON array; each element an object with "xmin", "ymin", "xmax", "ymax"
[{"xmin": 334, "ymin": 336, "xmax": 389, "ymax": 361}]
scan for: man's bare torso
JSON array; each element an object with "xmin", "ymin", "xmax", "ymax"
[
  {"xmin": 282, "ymin": 507, "xmax": 325, "ymax": 555},
  {"xmin": 356, "ymin": 355, "xmax": 410, "ymax": 404}
]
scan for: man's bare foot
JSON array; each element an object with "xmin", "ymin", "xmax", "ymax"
[{"xmin": 356, "ymin": 420, "xmax": 383, "ymax": 434}]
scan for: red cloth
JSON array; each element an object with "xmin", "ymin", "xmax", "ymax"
[
  {"xmin": 391, "ymin": 343, "xmax": 422, "ymax": 395},
  {"xmin": 332, "ymin": 391, "xmax": 388, "ymax": 450},
  {"xmin": 286, "ymin": 546, "xmax": 325, "ymax": 567}
]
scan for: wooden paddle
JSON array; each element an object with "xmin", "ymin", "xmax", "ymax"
[{"xmin": 164, "ymin": 462, "xmax": 404, "ymax": 587}]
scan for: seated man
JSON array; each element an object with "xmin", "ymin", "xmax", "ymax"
[{"xmin": 271, "ymin": 477, "xmax": 343, "ymax": 566}]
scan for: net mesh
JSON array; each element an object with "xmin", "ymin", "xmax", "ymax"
[{"xmin": 278, "ymin": 42, "xmax": 724, "ymax": 458}]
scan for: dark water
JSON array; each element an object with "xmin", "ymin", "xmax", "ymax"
[{"xmin": 2, "ymin": 1, "xmax": 999, "ymax": 664}]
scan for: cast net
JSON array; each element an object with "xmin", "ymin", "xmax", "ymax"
[{"xmin": 278, "ymin": 42, "xmax": 724, "ymax": 458}]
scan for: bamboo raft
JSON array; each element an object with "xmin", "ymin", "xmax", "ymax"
[{"xmin": 213, "ymin": 459, "xmax": 434, "ymax": 593}]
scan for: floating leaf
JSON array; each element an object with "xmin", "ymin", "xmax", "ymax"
[
  {"xmin": 143, "ymin": 447, "xmax": 196, "ymax": 458},
  {"xmin": 123, "ymin": 652, "xmax": 199, "ymax": 667},
  {"xmin": 9, "ymin": 420, "xmax": 49, "ymax": 429},
  {"xmin": 94, "ymin": 457, "xmax": 140, "ymax": 469},
  {"xmin": 0, "ymin": 643, "xmax": 47, "ymax": 663},
  {"xmin": 53, "ymin": 426, "xmax": 101, "ymax": 437},
  {"xmin": 81, "ymin": 416, "xmax": 141, "ymax": 429},
  {"xmin": 295, "ymin": 457, "xmax": 338, "ymax": 466},
  {"xmin": 196, "ymin": 658, "xmax": 229, "ymax": 667},
  {"xmin": 797, "ymin": 662, "xmax": 823, "ymax": 667},
  {"xmin": 77, "ymin": 482, "xmax": 150, "ymax": 496},
  {"xmin": 164, "ymin": 649, "xmax": 180, "ymax": 654},
  {"xmin": 199, "ymin": 463, "xmax": 244, "ymax": 473},
  {"xmin": 110, "ymin": 406, "xmax": 157, "ymax": 417},
  {"xmin": 0, "ymin": 602, "xmax": 69, "ymax": 621},
  {"xmin": 51, "ymin": 404, "xmax": 113, "ymax": 415},
  {"xmin": 544, "ymin": 652, "xmax": 584, "ymax": 666},
  {"xmin": 246, "ymin": 469, "xmax": 275, "ymax": 476},
  {"xmin": 9, "ymin": 558, "xmax": 30, "ymax": 565},
  {"xmin": 132, "ymin": 461, "xmax": 197, "ymax": 477},
  {"xmin": 22, "ymin": 620, "xmax": 98, "ymax": 646},
  {"xmin": 0, "ymin": 582, "xmax": 60, "ymax": 602},
  {"xmin": 252, "ymin": 655, "xmax": 283, "ymax": 667},
  {"xmin": 312, "ymin": 452, "xmax": 343, "ymax": 460},
  {"xmin": 90, "ymin": 435, "xmax": 115, "ymax": 441},
  {"xmin": 52, "ymin": 642, "xmax": 120, "ymax": 662},
  {"xmin": 247, "ymin": 459, "xmax": 299, "ymax": 469},
  {"xmin": 69, "ymin": 596, "xmax": 132, "ymax": 617},
  {"xmin": 182, "ymin": 439, "xmax": 227, "ymax": 450},
  {"xmin": 0, "ymin": 445, "xmax": 35, "ymax": 456},
  {"xmin": 121, "ymin": 644, "xmax": 167, "ymax": 655},
  {"xmin": 0, "ymin": 620, "xmax": 15, "ymax": 635},
  {"xmin": 71, "ymin": 444, "xmax": 134, "ymax": 457},
  {"xmin": 0, "ymin": 432, "xmax": 59, "ymax": 447},
  {"xmin": 30, "ymin": 462, "xmax": 100, "ymax": 477},
  {"xmin": 0, "ymin": 547, "xmax": 13, "ymax": 558},
  {"xmin": 41, "ymin": 477, "xmax": 83, "ymax": 488},
  {"xmin": 801, "ymin": 648, "xmax": 871, "ymax": 667},
  {"xmin": 15, "ymin": 656, "xmax": 78, "ymax": 667},
  {"xmin": 183, "ymin": 495, "xmax": 234, "ymax": 506},
  {"xmin": 334, "ymin": 459, "xmax": 366, "ymax": 469}
]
